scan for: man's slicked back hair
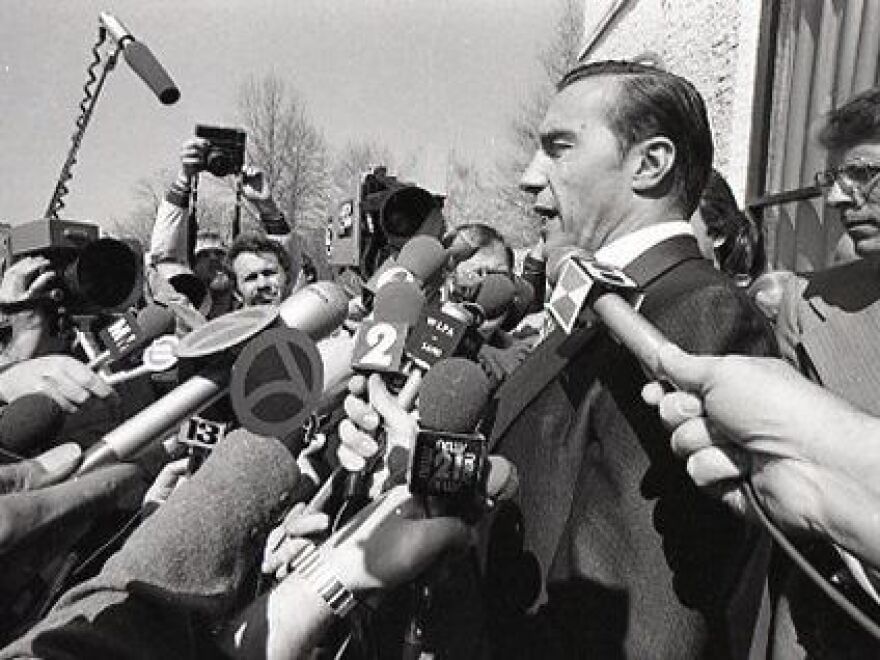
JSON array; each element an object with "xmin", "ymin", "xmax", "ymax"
[
  {"xmin": 819, "ymin": 86, "xmax": 880, "ymax": 152},
  {"xmin": 558, "ymin": 60, "xmax": 713, "ymax": 217}
]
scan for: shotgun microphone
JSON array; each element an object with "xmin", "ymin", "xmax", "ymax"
[{"xmin": 99, "ymin": 12, "xmax": 180, "ymax": 105}]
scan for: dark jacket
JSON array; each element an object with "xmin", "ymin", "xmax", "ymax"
[{"xmin": 484, "ymin": 235, "xmax": 778, "ymax": 659}]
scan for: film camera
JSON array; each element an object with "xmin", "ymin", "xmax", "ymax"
[
  {"xmin": 8, "ymin": 218, "xmax": 141, "ymax": 315},
  {"xmin": 194, "ymin": 124, "xmax": 246, "ymax": 177},
  {"xmin": 327, "ymin": 166, "xmax": 445, "ymax": 278}
]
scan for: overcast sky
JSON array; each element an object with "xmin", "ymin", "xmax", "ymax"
[{"xmin": 0, "ymin": 0, "xmax": 563, "ymax": 231}]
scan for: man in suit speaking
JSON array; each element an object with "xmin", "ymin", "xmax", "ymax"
[{"xmin": 482, "ymin": 60, "xmax": 778, "ymax": 658}]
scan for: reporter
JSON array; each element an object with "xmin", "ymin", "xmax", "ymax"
[
  {"xmin": 0, "ymin": 429, "xmax": 303, "ymax": 659},
  {"xmin": 149, "ymin": 138, "xmax": 301, "ymax": 317},
  {"xmin": 641, "ymin": 343, "xmax": 880, "ymax": 571}
]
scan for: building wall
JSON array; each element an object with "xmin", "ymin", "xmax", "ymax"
[{"xmin": 583, "ymin": 0, "xmax": 763, "ymax": 205}]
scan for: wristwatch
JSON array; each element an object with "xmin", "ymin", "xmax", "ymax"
[{"xmin": 288, "ymin": 542, "xmax": 357, "ymax": 618}]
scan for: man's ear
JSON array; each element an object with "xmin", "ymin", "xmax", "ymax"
[{"xmin": 631, "ymin": 136, "xmax": 676, "ymax": 192}]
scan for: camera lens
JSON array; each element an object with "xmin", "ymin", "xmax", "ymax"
[
  {"xmin": 206, "ymin": 149, "xmax": 232, "ymax": 177},
  {"xmin": 72, "ymin": 239, "xmax": 139, "ymax": 308}
]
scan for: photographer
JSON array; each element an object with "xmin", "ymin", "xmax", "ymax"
[
  {"xmin": 149, "ymin": 137, "xmax": 301, "ymax": 317},
  {"xmin": 0, "ymin": 256, "xmax": 62, "ymax": 366}
]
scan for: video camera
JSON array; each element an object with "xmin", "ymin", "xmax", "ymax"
[
  {"xmin": 8, "ymin": 218, "xmax": 142, "ymax": 316},
  {"xmin": 327, "ymin": 166, "xmax": 445, "ymax": 279},
  {"xmin": 194, "ymin": 124, "xmax": 246, "ymax": 177}
]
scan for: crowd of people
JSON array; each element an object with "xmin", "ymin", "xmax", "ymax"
[{"xmin": 0, "ymin": 56, "xmax": 879, "ymax": 659}]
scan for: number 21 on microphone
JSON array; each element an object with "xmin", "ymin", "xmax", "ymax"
[{"xmin": 351, "ymin": 320, "xmax": 407, "ymax": 373}]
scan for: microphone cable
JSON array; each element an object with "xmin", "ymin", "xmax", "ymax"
[
  {"xmin": 743, "ymin": 478, "xmax": 880, "ymax": 640},
  {"xmin": 45, "ymin": 27, "xmax": 120, "ymax": 219}
]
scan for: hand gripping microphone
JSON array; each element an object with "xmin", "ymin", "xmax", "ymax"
[
  {"xmin": 341, "ymin": 280, "xmax": 428, "ymax": 513},
  {"xmin": 99, "ymin": 12, "xmax": 180, "ymax": 105}
]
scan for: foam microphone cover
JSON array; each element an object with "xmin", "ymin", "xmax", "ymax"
[
  {"xmin": 278, "ymin": 281, "xmax": 350, "ymax": 341},
  {"xmin": 136, "ymin": 304, "xmax": 177, "ymax": 341},
  {"xmin": 0, "ymin": 393, "xmax": 66, "ymax": 457},
  {"xmin": 396, "ymin": 235, "xmax": 448, "ymax": 281},
  {"xmin": 123, "ymin": 40, "xmax": 180, "ymax": 105},
  {"xmin": 372, "ymin": 280, "xmax": 426, "ymax": 325},
  {"xmin": 418, "ymin": 357, "xmax": 491, "ymax": 433},
  {"xmin": 476, "ymin": 273, "xmax": 518, "ymax": 320}
]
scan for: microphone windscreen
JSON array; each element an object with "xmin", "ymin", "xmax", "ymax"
[
  {"xmin": 476, "ymin": 273, "xmax": 517, "ymax": 320},
  {"xmin": 397, "ymin": 235, "xmax": 447, "ymax": 281},
  {"xmin": 0, "ymin": 394, "xmax": 66, "ymax": 457},
  {"xmin": 278, "ymin": 281, "xmax": 350, "ymax": 341},
  {"xmin": 136, "ymin": 304, "xmax": 176, "ymax": 341},
  {"xmin": 373, "ymin": 281, "xmax": 426, "ymax": 326},
  {"xmin": 123, "ymin": 40, "xmax": 180, "ymax": 104},
  {"xmin": 418, "ymin": 357, "xmax": 490, "ymax": 433}
]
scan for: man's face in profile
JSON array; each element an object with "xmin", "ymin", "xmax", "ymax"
[{"xmin": 823, "ymin": 142, "xmax": 880, "ymax": 258}]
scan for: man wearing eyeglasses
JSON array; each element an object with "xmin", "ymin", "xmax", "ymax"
[{"xmin": 771, "ymin": 86, "xmax": 880, "ymax": 657}]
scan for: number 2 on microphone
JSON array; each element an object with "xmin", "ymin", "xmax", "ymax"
[{"xmin": 361, "ymin": 322, "xmax": 398, "ymax": 367}]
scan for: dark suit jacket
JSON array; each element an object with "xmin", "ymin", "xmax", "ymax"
[
  {"xmin": 484, "ymin": 235, "xmax": 777, "ymax": 659},
  {"xmin": 0, "ymin": 430, "xmax": 303, "ymax": 660}
]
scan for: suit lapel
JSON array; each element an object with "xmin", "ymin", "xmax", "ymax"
[{"xmin": 489, "ymin": 234, "xmax": 704, "ymax": 448}]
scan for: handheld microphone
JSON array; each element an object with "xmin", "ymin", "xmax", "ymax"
[
  {"xmin": 409, "ymin": 357, "xmax": 493, "ymax": 503},
  {"xmin": 364, "ymin": 235, "xmax": 449, "ymax": 297},
  {"xmin": 0, "ymin": 394, "xmax": 66, "ymax": 459},
  {"xmin": 343, "ymin": 281, "xmax": 427, "ymax": 509},
  {"xmin": 99, "ymin": 12, "xmax": 180, "ymax": 105},
  {"xmin": 88, "ymin": 304, "xmax": 176, "ymax": 371}
]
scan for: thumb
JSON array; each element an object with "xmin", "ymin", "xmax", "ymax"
[{"xmin": 654, "ymin": 342, "xmax": 716, "ymax": 394}]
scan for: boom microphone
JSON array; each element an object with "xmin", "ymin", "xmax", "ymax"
[{"xmin": 99, "ymin": 12, "xmax": 180, "ymax": 105}]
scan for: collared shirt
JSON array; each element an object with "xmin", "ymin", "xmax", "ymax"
[
  {"xmin": 594, "ymin": 221, "xmax": 695, "ymax": 270},
  {"xmin": 540, "ymin": 221, "xmax": 695, "ymax": 338}
]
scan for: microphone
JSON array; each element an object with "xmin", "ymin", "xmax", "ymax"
[
  {"xmin": 396, "ymin": 235, "xmax": 448, "ymax": 283},
  {"xmin": 343, "ymin": 281, "xmax": 428, "ymax": 508},
  {"xmin": 88, "ymin": 304, "xmax": 176, "ymax": 371},
  {"xmin": 99, "ymin": 12, "xmax": 180, "ymax": 105},
  {"xmin": 418, "ymin": 357, "xmax": 491, "ymax": 434},
  {"xmin": 0, "ymin": 394, "xmax": 66, "ymax": 459},
  {"xmin": 402, "ymin": 357, "xmax": 493, "ymax": 660},
  {"xmin": 409, "ymin": 357, "xmax": 494, "ymax": 502},
  {"xmin": 76, "ymin": 285, "xmax": 351, "ymax": 475},
  {"xmin": 364, "ymin": 235, "xmax": 449, "ymax": 297},
  {"xmin": 278, "ymin": 280, "xmax": 351, "ymax": 341},
  {"xmin": 408, "ymin": 273, "xmax": 519, "ymax": 368}
]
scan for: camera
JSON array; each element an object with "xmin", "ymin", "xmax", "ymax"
[
  {"xmin": 9, "ymin": 218, "xmax": 142, "ymax": 315},
  {"xmin": 194, "ymin": 124, "xmax": 246, "ymax": 177},
  {"xmin": 327, "ymin": 166, "xmax": 445, "ymax": 278}
]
